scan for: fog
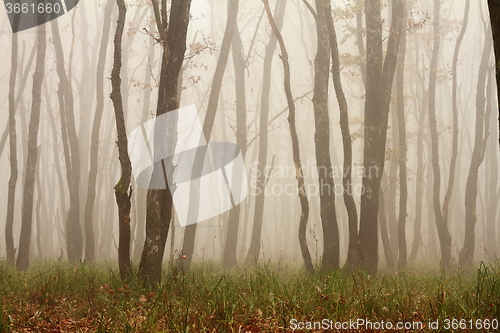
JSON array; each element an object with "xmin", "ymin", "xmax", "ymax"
[{"xmin": 0, "ymin": 0, "xmax": 498, "ymax": 273}]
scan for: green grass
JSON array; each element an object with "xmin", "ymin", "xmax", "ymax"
[{"xmin": 0, "ymin": 260, "xmax": 499, "ymax": 332}]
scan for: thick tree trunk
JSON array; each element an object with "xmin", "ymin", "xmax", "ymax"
[
  {"xmin": 262, "ymin": 0, "xmax": 313, "ymax": 274},
  {"xmin": 459, "ymin": 32, "xmax": 491, "ymax": 268},
  {"xmin": 245, "ymin": 0, "xmax": 285, "ymax": 265},
  {"xmin": 428, "ymin": 0, "xmax": 452, "ymax": 268},
  {"xmin": 222, "ymin": 22, "xmax": 247, "ymax": 268},
  {"xmin": 359, "ymin": 0, "xmax": 404, "ymax": 274},
  {"xmin": 84, "ymin": 0, "xmax": 114, "ymax": 262},
  {"xmin": 139, "ymin": 0, "xmax": 192, "ymax": 286},
  {"xmin": 16, "ymin": 22, "xmax": 46, "ymax": 271},
  {"xmin": 111, "ymin": 0, "xmax": 132, "ymax": 280}
]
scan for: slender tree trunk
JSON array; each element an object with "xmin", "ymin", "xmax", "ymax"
[
  {"xmin": 16, "ymin": 21, "xmax": 46, "ymax": 271},
  {"xmin": 223, "ymin": 22, "xmax": 247, "ymax": 268},
  {"xmin": 51, "ymin": 18, "xmax": 83, "ymax": 263},
  {"xmin": 84, "ymin": 0, "xmax": 114, "ymax": 262},
  {"xmin": 428, "ymin": 0, "xmax": 452, "ymax": 268},
  {"xmin": 181, "ymin": 0, "xmax": 237, "ymax": 270},
  {"xmin": 379, "ymin": 183, "xmax": 395, "ymax": 269},
  {"xmin": 396, "ymin": 2, "xmax": 407, "ymax": 270},
  {"xmin": 311, "ymin": 0, "xmax": 339, "ymax": 271},
  {"xmin": 409, "ymin": 31, "xmax": 427, "ymax": 262},
  {"xmin": 262, "ymin": 0, "xmax": 313, "ymax": 274},
  {"xmin": 110, "ymin": 0, "xmax": 132, "ymax": 280},
  {"xmin": 245, "ymin": 0, "xmax": 285, "ymax": 265},
  {"xmin": 439, "ymin": 0, "xmax": 471, "ymax": 266},
  {"xmin": 139, "ymin": 0, "xmax": 192, "ymax": 286},
  {"xmin": 459, "ymin": 32, "xmax": 492, "ymax": 268},
  {"xmin": 486, "ymin": 90, "xmax": 498, "ymax": 258},
  {"xmin": 358, "ymin": 0, "xmax": 404, "ymax": 274},
  {"xmin": 6, "ymin": 12, "xmax": 20, "ymax": 265},
  {"xmin": 324, "ymin": 0, "xmax": 359, "ymax": 271}
]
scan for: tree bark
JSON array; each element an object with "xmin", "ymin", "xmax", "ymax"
[
  {"xmin": 245, "ymin": 0, "xmax": 285, "ymax": 265},
  {"xmin": 6, "ymin": 11, "xmax": 20, "ymax": 265},
  {"xmin": 311, "ymin": 0, "xmax": 339, "ymax": 271},
  {"xmin": 139, "ymin": 0, "xmax": 192, "ymax": 286},
  {"xmin": 16, "ymin": 20, "xmax": 46, "ymax": 271},
  {"xmin": 84, "ymin": 0, "xmax": 114, "ymax": 262},
  {"xmin": 427, "ymin": 0, "xmax": 452, "ymax": 268},
  {"xmin": 396, "ymin": 2, "xmax": 407, "ymax": 270},
  {"xmin": 487, "ymin": 0, "xmax": 500, "ymax": 145},
  {"xmin": 325, "ymin": 0, "xmax": 360, "ymax": 271},
  {"xmin": 181, "ymin": 0, "xmax": 238, "ymax": 271},
  {"xmin": 110, "ymin": 0, "xmax": 132, "ymax": 280},
  {"xmin": 262, "ymin": 0, "xmax": 313, "ymax": 274},
  {"xmin": 358, "ymin": 0, "xmax": 404, "ymax": 274},
  {"xmin": 459, "ymin": 31, "xmax": 491, "ymax": 268},
  {"xmin": 51, "ymin": 18, "xmax": 83, "ymax": 263},
  {"xmin": 223, "ymin": 22, "xmax": 247, "ymax": 269}
]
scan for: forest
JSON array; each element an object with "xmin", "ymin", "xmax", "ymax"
[{"xmin": 0, "ymin": 0, "xmax": 499, "ymax": 331}]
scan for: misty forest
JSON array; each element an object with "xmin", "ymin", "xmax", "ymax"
[{"xmin": 0, "ymin": 0, "xmax": 500, "ymax": 331}]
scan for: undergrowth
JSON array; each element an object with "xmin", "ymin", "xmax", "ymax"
[{"xmin": 0, "ymin": 260, "xmax": 499, "ymax": 332}]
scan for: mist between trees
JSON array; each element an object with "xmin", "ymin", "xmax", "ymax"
[{"xmin": 0, "ymin": 0, "xmax": 499, "ymax": 283}]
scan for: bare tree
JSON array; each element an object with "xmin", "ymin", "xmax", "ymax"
[
  {"xmin": 262, "ymin": 0, "xmax": 313, "ymax": 274},
  {"xmin": 245, "ymin": 0, "xmax": 285, "ymax": 265},
  {"xmin": 358, "ymin": 0, "xmax": 404, "ymax": 274},
  {"xmin": 5, "ymin": 11, "xmax": 21, "ymax": 265},
  {"xmin": 487, "ymin": 0, "xmax": 500, "ymax": 145},
  {"xmin": 110, "ymin": 0, "xmax": 132, "ymax": 280},
  {"xmin": 16, "ymin": 20, "xmax": 46, "ymax": 271},
  {"xmin": 427, "ymin": 0, "xmax": 452, "ymax": 268},
  {"xmin": 84, "ymin": 0, "xmax": 114, "ymax": 262},
  {"xmin": 223, "ymin": 22, "xmax": 247, "ymax": 269},
  {"xmin": 324, "ymin": 0, "xmax": 359, "ymax": 270},
  {"xmin": 51, "ymin": 18, "xmax": 83, "ymax": 263},
  {"xmin": 396, "ymin": 1, "xmax": 407, "ymax": 270},
  {"xmin": 139, "ymin": 0, "xmax": 192, "ymax": 286},
  {"xmin": 459, "ymin": 29, "xmax": 492, "ymax": 268}
]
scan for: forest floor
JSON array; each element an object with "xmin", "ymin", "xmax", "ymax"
[{"xmin": 0, "ymin": 260, "xmax": 499, "ymax": 332}]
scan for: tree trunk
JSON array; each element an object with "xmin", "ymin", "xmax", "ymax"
[
  {"xmin": 84, "ymin": 0, "xmax": 114, "ymax": 262},
  {"xmin": 245, "ymin": 0, "xmax": 285, "ymax": 265},
  {"xmin": 262, "ymin": 0, "xmax": 313, "ymax": 274},
  {"xmin": 396, "ymin": 3, "xmax": 407, "ymax": 270},
  {"xmin": 409, "ymin": 31, "xmax": 427, "ymax": 262},
  {"xmin": 16, "ymin": 21, "xmax": 46, "ymax": 271},
  {"xmin": 459, "ymin": 31, "xmax": 492, "ymax": 268},
  {"xmin": 139, "ymin": 0, "xmax": 192, "ymax": 286},
  {"xmin": 487, "ymin": 0, "xmax": 500, "ymax": 145},
  {"xmin": 312, "ymin": 0, "xmax": 339, "ymax": 271},
  {"xmin": 379, "ymin": 183, "xmax": 395, "ymax": 269},
  {"xmin": 427, "ymin": 0, "xmax": 452, "ymax": 268},
  {"xmin": 358, "ymin": 0, "xmax": 404, "ymax": 274},
  {"xmin": 181, "ymin": 0, "xmax": 237, "ymax": 271},
  {"xmin": 324, "ymin": 0, "xmax": 359, "ymax": 271},
  {"xmin": 6, "ymin": 11, "xmax": 20, "ymax": 265},
  {"xmin": 222, "ymin": 22, "xmax": 247, "ymax": 269},
  {"xmin": 110, "ymin": 0, "xmax": 132, "ymax": 280}
]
